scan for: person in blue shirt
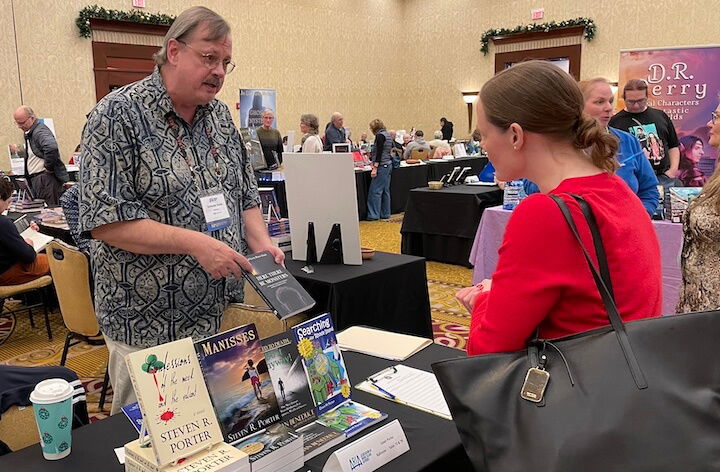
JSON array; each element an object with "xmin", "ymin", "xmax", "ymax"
[{"xmin": 523, "ymin": 78, "xmax": 659, "ymax": 216}]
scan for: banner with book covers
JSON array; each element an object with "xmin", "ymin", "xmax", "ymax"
[
  {"xmin": 618, "ymin": 46, "xmax": 720, "ymax": 186},
  {"xmin": 239, "ymin": 88, "xmax": 277, "ymax": 129}
]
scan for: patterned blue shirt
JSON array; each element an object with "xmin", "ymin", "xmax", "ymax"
[{"xmin": 79, "ymin": 68, "xmax": 260, "ymax": 348}]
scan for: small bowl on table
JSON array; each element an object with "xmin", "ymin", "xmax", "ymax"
[
  {"xmin": 428, "ymin": 181, "xmax": 444, "ymax": 190},
  {"xmin": 361, "ymin": 247, "xmax": 376, "ymax": 260}
]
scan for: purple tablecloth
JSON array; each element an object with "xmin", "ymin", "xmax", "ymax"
[{"xmin": 470, "ymin": 205, "xmax": 683, "ymax": 315}]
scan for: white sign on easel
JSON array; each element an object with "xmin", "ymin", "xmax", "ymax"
[
  {"xmin": 323, "ymin": 420, "xmax": 410, "ymax": 472},
  {"xmin": 283, "ymin": 152, "xmax": 362, "ymax": 265}
]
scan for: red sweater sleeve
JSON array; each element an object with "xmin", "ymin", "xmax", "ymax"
[{"xmin": 467, "ymin": 194, "xmax": 579, "ymax": 356}]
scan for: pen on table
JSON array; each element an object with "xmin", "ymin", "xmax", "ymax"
[{"xmin": 370, "ymin": 382, "xmax": 396, "ymax": 400}]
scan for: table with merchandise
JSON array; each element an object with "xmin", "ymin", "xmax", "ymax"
[{"xmin": 0, "ymin": 343, "xmax": 470, "ymax": 471}]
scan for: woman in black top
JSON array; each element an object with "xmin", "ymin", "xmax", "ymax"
[{"xmin": 0, "ymin": 178, "xmax": 50, "ymax": 285}]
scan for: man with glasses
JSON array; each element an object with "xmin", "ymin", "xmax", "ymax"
[
  {"xmin": 609, "ymin": 79, "xmax": 680, "ymax": 188},
  {"xmin": 12, "ymin": 105, "xmax": 68, "ymax": 205},
  {"xmin": 79, "ymin": 6, "xmax": 283, "ymax": 414}
]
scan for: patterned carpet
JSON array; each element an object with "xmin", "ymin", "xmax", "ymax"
[{"xmin": 0, "ymin": 214, "xmax": 471, "ymax": 423}]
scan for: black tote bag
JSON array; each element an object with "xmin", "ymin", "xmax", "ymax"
[{"xmin": 432, "ymin": 195, "xmax": 720, "ymax": 472}]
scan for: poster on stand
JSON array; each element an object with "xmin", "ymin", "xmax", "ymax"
[
  {"xmin": 618, "ymin": 46, "xmax": 720, "ymax": 186},
  {"xmin": 239, "ymin": 88, "xmax": 277, "ymax": 129}
]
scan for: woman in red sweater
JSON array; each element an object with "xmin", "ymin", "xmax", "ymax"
[{"xmin": 457, "ymin": 61, "xmax": 662, "ymax": 356}]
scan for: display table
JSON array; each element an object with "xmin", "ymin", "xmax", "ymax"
[
  {"xmin": 0, "ymin": 344, "xmax": 470, "ymax": 472},
  {"xmin": 425, "ymin": 156, "xmax": 488, "ymax": 181},
  {"xmin": 470, "ymin": 205, "xmax": 683, "ymax": 315},
  {"xmin": 285, "ymin": 252, "xmax": 433, "ymax": 338},
  {"xmin": 400, "ymin": 185, "xmax": 503, "ymax": 267}
]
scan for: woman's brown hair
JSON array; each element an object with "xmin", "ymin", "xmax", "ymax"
[
  {"xmin": 369, "ymin": 119, "xmax": 385, "ymax": 134},
  {"xmin": 480, "ymin": 61, "xmax": 619, "ymax": 173},
  {"xmin": 0, "ymin": 178, "xmax": 14, "ymax": 201}
]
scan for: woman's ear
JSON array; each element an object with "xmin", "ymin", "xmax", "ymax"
[{"xmin": 509, "ymin": 123, "xmax": 524, "ymax": 150}]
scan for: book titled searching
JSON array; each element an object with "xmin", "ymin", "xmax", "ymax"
[{"xmin": 244, "ymin": 251, "xmax": 315, "ymax": 320}]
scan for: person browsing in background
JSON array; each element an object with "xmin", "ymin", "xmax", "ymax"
[
  {"xmin": 677, "ymin": 102, "xmax": 720, "ymax": 313},
  {"xmin": 78, "ymin": 6, "xmax": 284, "ymax": 414},
  {"xmin": 676, "ymin": 135, "xmax": 707, "ymax": 187},
  {"xmin": 324, "ymin": 112, "xmax": 348, "ymax": 151},
  {"xmin": 403, "ymin": 130, "xmax": 431, "ymax": 159},
  {"xmin": 12, "ymin": 106, "xmax": 68, "ymax": 205},
  {"xmin": 522, "ymin": 78, "xmax": 660, "ymax": 216},
  {"xmin": 609, "ymin": 79, "xmax": 680, "ymax": 188},
  {"xmin": 366, "ymin": 119, "xmax": 393, "ymax": 221},
  {"xmin": 440, "ymin": 117, "xmax": 454, "ymax": 141},
  {"xmin": 256, "ymin": 108, "xmax": 283, "ymax": 167},
  {"xmin": 455, "ymin": 61, "xmax": 661, "ymax": 356},
  {"xmin": 299, "ymin": 113, "xmax": 323, "ymax": 153},
  {"xmin": 0, "ymin": 178, "xmax": 50, "ymax": 285},
  {"xmin": 427, "ymin": 130, "xmax": 451, "ymax": 157}
]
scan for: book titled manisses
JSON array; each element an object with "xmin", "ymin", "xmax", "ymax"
[
  {"xmin": 195, "ymin": 324, "xmax": 282, "ymax": 444},
  {"xmin": 244, "ymin": 251, "xmax": 315, "ymax": 320}
]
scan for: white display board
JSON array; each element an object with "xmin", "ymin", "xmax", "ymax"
[{"xmin": 283, "ymin": 153, "xmax": 362, "ymax": 265}]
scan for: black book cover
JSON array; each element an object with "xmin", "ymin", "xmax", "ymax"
[
  {"xmin": 245, "ymin": 251, "xmax": 315, "ymax": 320},
  {"xmin": 261, "ymin": 331, "xmax": 317, "ymax": 429}
]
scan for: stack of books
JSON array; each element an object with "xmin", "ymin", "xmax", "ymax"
[{"xmin": 259, "ymin": 187, "xmax": 291, "ymax": 252}]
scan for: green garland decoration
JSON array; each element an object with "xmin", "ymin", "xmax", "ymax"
[
  {"xmin": 76, "ymin": 5, "xmax": 176, "ymax": 38},
  {"xmin": 480, "ymin": 17, "xmax": 596, "ymax": 55}
]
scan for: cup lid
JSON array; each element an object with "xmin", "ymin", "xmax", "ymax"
[{"xmin": 30, "ymin": 378, "xmax": 74, "ymax": 404}]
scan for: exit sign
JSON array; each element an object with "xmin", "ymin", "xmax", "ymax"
[
  {"xmin": 531, "ymin": 8, "xmax": 544, "ymax": 20},
  {"xmin": 132, "ymin": 0, "xmax": 146, "ymax": 8}
]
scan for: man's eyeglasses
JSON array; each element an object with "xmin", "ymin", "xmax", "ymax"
[
  {"xmin": 712, "ymin": 111, "xmax": 719, "ymax": 125},
  {"xmin": 14, "ymin": 116, "xmax": 31, "ymax": 126},
  {"xmin": 625, "ymin": 98, "xmax": 647, "ymax": 106},
  {"xmin": 176, "ymin": 39, "xmax": 235, "ymax": 74}
]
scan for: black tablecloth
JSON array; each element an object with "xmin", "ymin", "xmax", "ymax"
[
  {"xmin": 355, "ymin": 170, "xmax": 371, "ymax": 220},
  {"xmin": 285, "ymin": 252, "xmax": 433, "ymax": 339},
  {"xmin": 401, "ymin": 185, "xmax": 503, "ymax": 267},
  {"xmin": 425, "ymin": 156, "xmax": 488, "ymax": 181},
  {"xmin": 0, "ymin": 345, "xmax": 470, "ymax": 472}
]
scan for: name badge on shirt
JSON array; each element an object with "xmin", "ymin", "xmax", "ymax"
[{"xmin": 200, "ymin": 192, "xmax": 231, "ymax": 232}]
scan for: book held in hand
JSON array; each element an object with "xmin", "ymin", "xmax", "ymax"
[{"xmin": 244, "ymin": 251, "xmax": 315, "ymax": 320}]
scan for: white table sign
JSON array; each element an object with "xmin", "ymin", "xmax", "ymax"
[{"xmin": 322, "ymin": 419, "xmax": 410, "ymax": 472}]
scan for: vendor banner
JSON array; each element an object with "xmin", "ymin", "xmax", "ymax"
[
  {"xmin": 239, "ymin": 88, "xmax": 276, "ymax": 129},
  {"xmin": 618, "ymin": 46, "xmax": 720, "ymax": 186}
]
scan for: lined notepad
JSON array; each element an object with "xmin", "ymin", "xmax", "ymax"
[
  {"xmin": 356, "ymin": 365, "xmax": 452, "ymax": 420},
  {"xmin": 336, "ymin": 326, "xmax": 432, "ymax": 361}
]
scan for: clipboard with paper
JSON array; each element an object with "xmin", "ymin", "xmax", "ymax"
[{"xmin": 356, "ymin": 364, "xmax": 452, "ymax": 420}]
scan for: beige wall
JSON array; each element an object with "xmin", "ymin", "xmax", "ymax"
[
  {"xmin": 404, "ymin": 0, "xmax": 720, "ymax": 140},
  {"xmin": 0, "ymin": 0, "xmax": 407, "ymax": 169},
  {"xmin": 0, "ymin": 0, "xmax": 716, "ymax": 169}
]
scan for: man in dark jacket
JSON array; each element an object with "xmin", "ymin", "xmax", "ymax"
[{"xmin": 13, "ymin": 106, "xmax": 68, "ymax": 205}]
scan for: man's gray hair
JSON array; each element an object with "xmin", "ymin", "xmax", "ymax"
[
  {"xmin": 262, "ymin": 108, "xmax": 275, "ymax": 118},
  {"xmin": 154, "ymin": 6, "xmax": 230, "ymax": 67},
  {"xmin": 19, "ymin": 105, "xmax": 35, "ymax": 118}
]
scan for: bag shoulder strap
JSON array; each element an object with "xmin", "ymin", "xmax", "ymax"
[
  {"xmin": 549, "ymin": 194, "xmax": 647, "ymax": 390},
  {"xmin": 571, "ymin": 195, "xmax": 615, "ymax": 300}
]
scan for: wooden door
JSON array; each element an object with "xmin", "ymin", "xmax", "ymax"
[{"xmin": 92, "ymin": 42, "xmax": 159, "ymax": 101}]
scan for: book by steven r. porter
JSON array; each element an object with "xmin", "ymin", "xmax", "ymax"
[
  {"xmin": 244, "ymin": 251, "xmax": 315, "ymax": 320},
  {"xmin": 195, "ymin": 324, "xmax": 281, "ymax": 444},
  {"xmin": 292, "ymin": 313, "xmax": 350, "ymax": 415},
  {"xmin": 261, "ymin": 331, "xmax": 317, "ymax": 429}
]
